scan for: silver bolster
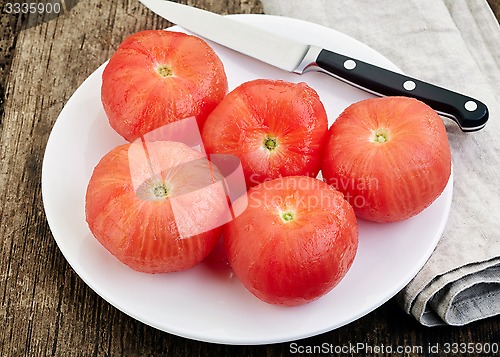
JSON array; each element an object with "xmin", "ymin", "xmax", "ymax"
[{"xmin": 293, "ymin": 46, "xmax": 323, "ymax": 74}]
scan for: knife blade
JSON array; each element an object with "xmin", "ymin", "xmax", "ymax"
[{"xmin": 139, "ymin": 0, "xmax": 488, "ymax": 132}]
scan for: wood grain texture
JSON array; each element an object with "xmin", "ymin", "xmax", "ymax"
[
  {"xmin": 1, "ymin": 1, "xmax": 498, "ymax": 356},
  {"xmin": 488, "ymin": 0, "xmax": 500, "ymax": 19}
]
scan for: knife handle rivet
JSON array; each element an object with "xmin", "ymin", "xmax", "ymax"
[
  {"xmin": 343, "ymin": 59, "xmax": 356, "ymax": 70},
  {"xmin": 464, "ymin": 100, "xmax": 478, "ymax": 112},
  {"xmin": 403, "ymin": 80, "xmax": 416, "ymax": 91}
]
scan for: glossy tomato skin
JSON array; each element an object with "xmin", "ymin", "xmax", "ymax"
[
  {"xmin": 322, "ymin": 97, "xmax": 451, "ymax": 223},
  {"xmin": 85, "ymin": 141, "xmax": 227, "ymax": 273},
  {"xmin": 223, "ymin": 176, "xmax": 358, "ymax": 306},
  {"xmin": 202, "ymin": 79, "xmax": 328, "ymax": 187},
  {"xmin": 101, "ymin": 30, "xmax": 228, "ymax": 142}
]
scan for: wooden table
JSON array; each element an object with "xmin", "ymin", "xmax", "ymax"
[{"xmin": 1, "ymin": 1, "xmax": 499, "ymax": 355}]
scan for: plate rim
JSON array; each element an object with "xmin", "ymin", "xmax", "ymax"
[{"xmin": 41, "ymin": 13, "xmax": 453, "ymax": 345}]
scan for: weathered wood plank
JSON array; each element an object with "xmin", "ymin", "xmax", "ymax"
[
  {"xmin": 0, "ymin": 1, "xmax": 169, "ymax": 355},
  {"xmin": 1, "ymin": 1, "xmax": 262, "ymax": 356}
]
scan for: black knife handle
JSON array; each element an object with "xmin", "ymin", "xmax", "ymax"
[{"xmin": 315, "ymin": 49, "xmax": 488, "ymax": 131}]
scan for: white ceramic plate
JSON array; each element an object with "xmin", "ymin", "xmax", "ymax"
[{"xmin": 42, "ymin": 15, "xmax": 453, "ymax": 345}]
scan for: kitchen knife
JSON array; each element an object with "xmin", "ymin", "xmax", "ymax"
[{"xmin": 139, "ymin": 0, "xmax": 489, "ymax": 132}]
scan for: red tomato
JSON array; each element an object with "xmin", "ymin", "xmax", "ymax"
[
  {"xmin": 322, "ymin": 97, "xmax": 452, "ymax": 223},
  {"xmin": 201, "ymin": 79, "xmax": 328, "ymax": 187},
  {"xmin": 85, "ymin": 141, "xmax": 229, "ymax": 273},
  {"xmin": 223, "ymin": 176, "xmax": 358, "ymax": 306},
  {"xmin": 101, "ymin": 30, "xmax": 228, "ymax": 142}
]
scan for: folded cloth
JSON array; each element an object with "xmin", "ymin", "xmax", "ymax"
[{"xmin": 261, "ymin": 0, "xmax": 500, "ymax": 326}]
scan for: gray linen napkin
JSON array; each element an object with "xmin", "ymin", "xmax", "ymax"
[{"xmin": 261, "ymin": 0, "xmax": 500, "ymax": 326}]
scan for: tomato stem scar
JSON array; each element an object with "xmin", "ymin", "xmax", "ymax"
[
  {"xmin": 156, "ymin": 64, "xmax": 173, "ymax": 77},
  {"xmin": 281, "ymin": 211, "xmax": 295, "ymax": 222},
  {"xmin": 264, "ymin": 136, "xmax": 278, "ymax": 151},
  {"xmin": 135, "ymin": 177, "xmax": 171, "ymax": 201},
  {"xmin": 153, "ymin": 183, "xmax": 170, "ymax": 198},
  {"xmin": 371, "ymin": 128, "xmax": 391, "ymax": 143}
]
